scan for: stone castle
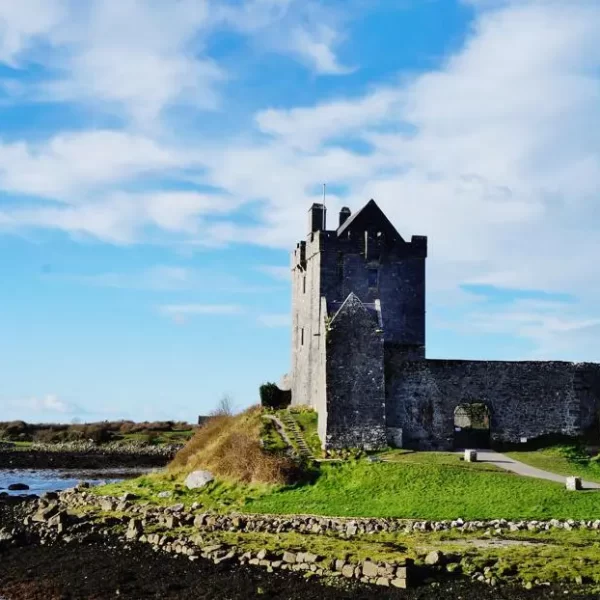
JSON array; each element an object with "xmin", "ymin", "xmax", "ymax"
[{"xmin": 287, "ymin": 199, "xmax": 600, "ymax": 451}]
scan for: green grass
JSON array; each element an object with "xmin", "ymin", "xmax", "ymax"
[
  {"xmin": 244, "ymin": 459, "xmax": 600, "ymax": 519},
  {"xmin": 93, "ymin": 472, "xmax": 272, "ymax": 512},
  {"xmin": 95, "ymin": 450, "xmax": 600, "ymax": 520},
  {"xmin": 120, "ymin": 430, "xmax": 194, "ymax": 445},
  {"xmin": 506, "ymin": 445, "xmax": 600, "ymax": 484},
  {"xmin": 5, "ymin": 440, "xmax": 33, "ymax": 448},
  {"xmin": 377, "ymin": 449, "xmax": 501, "ymax": 471}
]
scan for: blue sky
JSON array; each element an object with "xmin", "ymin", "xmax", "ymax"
[{"xmin": 1, "ymin": 0, "xmax": 599, "ymax": 423}]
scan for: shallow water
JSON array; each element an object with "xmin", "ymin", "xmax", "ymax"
[{"xmin": 0, "ymin": 468, "xmax": 152, "ymax": 495}]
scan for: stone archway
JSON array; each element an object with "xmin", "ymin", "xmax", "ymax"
[{"xmin": 453, "ymin": 403, "xmax": 491, "ymax": 449}]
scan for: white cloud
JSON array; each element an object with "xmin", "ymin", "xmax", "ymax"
[
  {"xmin": 54, "ymin": 264, "xmax": 276, "ymax": 294},
  {"xmin": 25, "ymin": 394, "xmax": 84, "ymax": 415},
  {"xmin": 440, "ymin": 298, "xmax": 600, "ymax": 361},
  {"xmin": 257, "ymin": 313, "xmax": 290, "ymax": 328},
  {"xmin": 214, "ymin": 0, "xmax": 352, "ymax": 76},
  {"xmin": 0, "ymin": 0, "xmax": 66, "ymax": 65},
  {"xmin": 255, "ymin": 88, "xmax": 403, "ymax": 150},
  {"xmin": 41, "ymin": 0, "xmax": 224, "ymax": 126},
  {"xmin": 288, "ymin": 24, "xmax": 353, "ymax": 75},
  {"xmin": 256, "ymin": 265, "xmax": 291, "ymax": 281},
  {"xmin": 0, "ymin": 0, "xmax": 351, "ymax": 128},
  {"xmin": 159, "ymin": 303, "xmax": 244, "ymax": 324},
  {"xmin": 0, "ymin": 189, "xmax": 236, "ymax": 244},
  {"xmin": 0, "ymin": 131, "xmax": 182, "ymax": 200}
]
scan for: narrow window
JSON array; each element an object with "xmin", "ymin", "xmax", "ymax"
[
  {"xmin": 301, "ymin": 328, "xmax": 305, "ymax": 346},
  {"xmin": 368, "ymin": 267, "xmax": 378, "ymax": 288},
  {"xmin": 303, "ymin": 275, "xmax": 306, "ymax": 294}
]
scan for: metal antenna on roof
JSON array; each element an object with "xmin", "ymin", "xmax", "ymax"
[{"xmin": 322, "ymin": 183, "xmax": 326, "ymax": 230}]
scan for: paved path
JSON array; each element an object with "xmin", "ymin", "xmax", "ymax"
[{"xmin": 469, "ymin": 449, "xmax": 600, "ymax": 490}]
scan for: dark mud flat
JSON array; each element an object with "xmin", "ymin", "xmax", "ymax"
[
  {"xmin": 0, "ymin": 451, "xmax": 172, "ymax": 470},
  {"xmin": 0, "ymin": 540, "xmax": 594, "ymax": 600}
]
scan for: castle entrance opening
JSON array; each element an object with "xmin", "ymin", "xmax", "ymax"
[{"xmin": 453, "ymin": 403, "xmax": 491, "ymax": 449}]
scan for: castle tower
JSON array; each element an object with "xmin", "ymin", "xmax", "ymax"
[{"xmin": 289, "ymin": 199, "xmax": 427, "ymax": 450}]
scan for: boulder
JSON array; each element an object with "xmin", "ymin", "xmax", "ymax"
[
  {"xmin": 362, "ymin": 561, "xmax": 379, "ymax": 578},
  {"xmin": 7, "ymin": 483, "xmax": 29, "ymax": 491},
  {"xmin": 184, "ymin": 470, "xmax": 214, "ymax": 490},
  {"xmin": 425, "ymin": 550, "xmax": 444, "ymax": 566},
  {"xmin": 341, "ymin": 564, "xmax": 355, "ymax": 578},
  {"xmin": 32, "ymin": 504, "xmax": 59, "ymax": 523}
]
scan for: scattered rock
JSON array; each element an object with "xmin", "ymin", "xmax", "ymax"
[
  {"xmin": 184, "ymin": 470, "xmax": 214, "ymax": 490},
  {"xmin": 425, "ymin": 550, "xmax": 444, "ymax": 566},
  {"xmin": 362, "ymin": 561, "xmax": 379, "ymax": 578},
  {"xmin": 341, "ymin": 564, "xmax": 355, "ymax": 578},
  {"xmin": 121, "ymin": 493, "xmax": 138, "ymax": 502}
]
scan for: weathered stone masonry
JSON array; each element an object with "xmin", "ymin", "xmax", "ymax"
[
  {"xmin": 287, "ymin": 199, "xmax": 600, "ymax": 451},
  {"xmin": 386, "ymin": 358, "xmax": 600, "ymax": 449}
]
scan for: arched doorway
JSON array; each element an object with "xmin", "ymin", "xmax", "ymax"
[{"xmin": 453, "ymin": 403, "xmax": 491, "ymax": 449}]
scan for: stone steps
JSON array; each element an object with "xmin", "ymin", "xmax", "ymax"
[{"xmin": 281, "ymin": 411, "xmax": 313, "ymax": 459}]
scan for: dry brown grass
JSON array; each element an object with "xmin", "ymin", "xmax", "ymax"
[{"xmin": 168, "ymin": 406, "xmax": 299, "ymax": 485}]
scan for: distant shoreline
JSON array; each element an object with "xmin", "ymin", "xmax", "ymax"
[{"xmin": 0, "ymin": 448, "xmax": 177, "ymax": 470}]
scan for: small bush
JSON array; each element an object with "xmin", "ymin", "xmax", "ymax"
[{"xmin": 259, "ymin": 383, "xmax": 290, "ymax": 410}]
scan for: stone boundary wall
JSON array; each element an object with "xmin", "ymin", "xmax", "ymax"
[
  {"xmin": 75, "ymin": 491, "xmax": 600, "ymax": 536},
  {"xmin": 385, "ymin": 358, "xmax": 600, "ymax": 449}
]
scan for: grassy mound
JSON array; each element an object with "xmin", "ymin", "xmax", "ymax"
[{"xmin": 168, "ymin": 406, "xmax": 300, "ymax": 485}]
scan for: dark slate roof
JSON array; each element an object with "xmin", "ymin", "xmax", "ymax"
[{"xmin": 336, "ymin": 199, "xmax": 404, "ymax": 243}]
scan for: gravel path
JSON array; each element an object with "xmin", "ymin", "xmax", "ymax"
[{"xmin": 470, "ymin": 450, "xmax": 600, "ymax": 490}]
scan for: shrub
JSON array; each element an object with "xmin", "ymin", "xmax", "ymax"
[
  {"xmin": 4, "ymin": 421, "xmax": 29, "ymax": 436},
  {"xmin": 259, "ymin": 383, "xmax": 291, "ymax": 410}
]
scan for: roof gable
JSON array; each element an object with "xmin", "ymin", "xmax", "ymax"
[
  {"xmin": 330, "ymin": 293, "xmax": 381, "ymax": 328},
  {"xmin": 336, "ymin": 199, "xmax": 404, "ymax": 243}
]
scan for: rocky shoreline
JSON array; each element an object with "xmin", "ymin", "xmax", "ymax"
[{"xmin": 3, "ymin": 488, "xmax": 600, "ymax": 598}]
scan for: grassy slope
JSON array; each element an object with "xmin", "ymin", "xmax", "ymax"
[
  {"xmin": 506, "ymin": 446, "xmax": 600, "ymax": 484},
  {"xmin": 97, "ymin": 454, "xmax": 600, "ymax": 519}
]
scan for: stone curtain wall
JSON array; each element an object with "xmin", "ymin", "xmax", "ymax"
[
  {"xmin": 324, "ymin": 295, "xmax": 387, "ymax": 450},
  {"xmin": 385, "ymin": 356, "xmax": 600, "ymax": 449}
]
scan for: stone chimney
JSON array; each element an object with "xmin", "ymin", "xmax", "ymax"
[
  {"xmin": 339, "ymin": 206, "xmax": 351, "ymax": 228},
  {"xmin": 308, "ymin": 203, "xmax": 326, "ymax": 233}
]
